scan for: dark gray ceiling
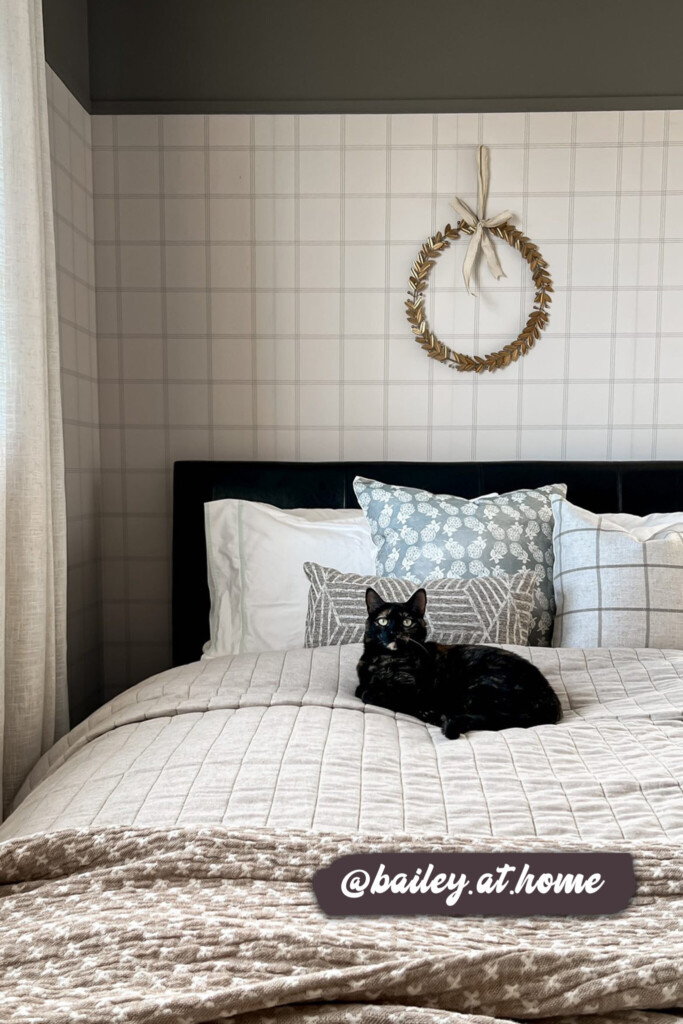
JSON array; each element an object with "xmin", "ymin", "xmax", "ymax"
[
  {"xmin": 45, "ymin": 0, "xmax": 683, "ymax": 114},
  {"xmin": 43, "ymin": 0, "xmax": 90, "ymax": 109}
]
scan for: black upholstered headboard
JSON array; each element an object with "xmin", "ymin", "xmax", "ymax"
[{"xmin": 172, "ymin": 460, "xmax": 683, "ymax": 666}]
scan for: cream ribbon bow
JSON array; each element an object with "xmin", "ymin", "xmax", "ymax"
[{"xmin": 450, "ymin": 145, "xmax": 512, "ymax": 296}]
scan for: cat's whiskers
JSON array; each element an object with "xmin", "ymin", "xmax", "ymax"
[{"xmin": 402, "ymin": 635, "xmax": 429, "ymax": 655}]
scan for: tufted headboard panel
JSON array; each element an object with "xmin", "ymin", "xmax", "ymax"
[{"xmin": 172, "ymin": 460, "xmax": 683, "ymax": 666}]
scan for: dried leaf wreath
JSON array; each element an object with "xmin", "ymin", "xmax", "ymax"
[{"xmin": 405, "ymin": 146, "xmax": 553, "ymax": 373}]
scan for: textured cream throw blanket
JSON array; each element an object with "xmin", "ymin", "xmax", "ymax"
[{"xmin": 1, "ymin": 824, "xmax": 682, "ymax": 1023}]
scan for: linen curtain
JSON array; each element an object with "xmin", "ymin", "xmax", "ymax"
[{"xmin": 0, "ymin": 0, "xmax": 68, "ymax": 818}]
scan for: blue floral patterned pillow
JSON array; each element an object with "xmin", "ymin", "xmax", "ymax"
[{"xmin": 353, "ymin": 476, "xmax": 567, "ymax": 646}]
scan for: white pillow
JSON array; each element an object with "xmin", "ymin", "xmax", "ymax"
[
  {"xmin": 551, "ymin": 497, "xmax": 683, "ymax": 648},
  {"xmin": 203, "ymin": 499, "xmax": 376, "ymax": 656}
]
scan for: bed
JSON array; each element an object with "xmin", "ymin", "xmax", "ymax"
[{"xmin": 2, "ymin": 460, "xmax": 683, "ymax": 1024}]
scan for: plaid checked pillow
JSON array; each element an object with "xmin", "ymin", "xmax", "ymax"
[
  {"xmin": 303, "ymin": 562, "xmax": 537, "ymax": 648},
  {"xmin": 551, "ymin": 496, "xmax": 683, "ymax": 648}
]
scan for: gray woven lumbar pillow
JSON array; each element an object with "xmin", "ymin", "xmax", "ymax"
[{"xmin": 303, "ymin": 562, "xmax": 537, "ymax": 648}]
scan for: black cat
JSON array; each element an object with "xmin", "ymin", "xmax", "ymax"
[{"xmin": 356, "ymin": 587, "xmax": 562, "ymax": 739}]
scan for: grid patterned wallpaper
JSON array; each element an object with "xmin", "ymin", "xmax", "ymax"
[
  {"xmin": 47, "ymin": 69, "xmax": 102, "ymax": 721},
  {"xmin": 53, "ymin": 101, "xmax": 683, "ymax": 699}
]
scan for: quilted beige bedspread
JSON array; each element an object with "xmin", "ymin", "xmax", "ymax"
[
  {"xmin": 2, "ymin": 645, "xmax": 683, "ymax": 1022},
  {"xmin": 3, "ymin": 644, "xmax": 683, "ymax": 840}
]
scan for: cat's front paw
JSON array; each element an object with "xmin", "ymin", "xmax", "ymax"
[{"xmin": 441, "ymin": 716, "xmax": 462, "ymax": 740}]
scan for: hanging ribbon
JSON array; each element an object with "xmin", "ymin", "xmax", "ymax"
[{"xmin": 450, "ymin": 145, "xmax": 512, "ymax": 296}]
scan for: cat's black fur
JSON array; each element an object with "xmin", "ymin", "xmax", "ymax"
[{"xmin": 356, "ymin": 587, "xmax": 562, "ymax": 739}]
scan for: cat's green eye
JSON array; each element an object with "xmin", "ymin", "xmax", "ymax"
[
  {"xmin": 403, "ymin": 618, "xmax": 413, "ymax": 627},
  {"xmin": 377, "ymin": 617, "xmax": 388, "ymax": 626}
]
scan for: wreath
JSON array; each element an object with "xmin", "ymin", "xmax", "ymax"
[{"xmin": 405, "ymin": 147, "xmax": 553, "ymax": 373}]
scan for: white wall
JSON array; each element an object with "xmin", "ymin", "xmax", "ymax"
[
  {"xmin": 47, "ymin": 68, "xmax": 101, "ymax": 720},
  {"xmin": 49, "ymin": 95, "xmax": 683, "ymax": 698}
]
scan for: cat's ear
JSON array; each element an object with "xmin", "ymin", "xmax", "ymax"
[
  {"xmin": 407, "ymin": 588, "xmax": 427, "ymax": 619},
  {"xmin": 365, "ymin": 587, "xmax": 385, "ymax": 615}
]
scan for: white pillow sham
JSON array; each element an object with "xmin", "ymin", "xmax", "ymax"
[
  {"xmin": 203, "ymin": 499, "xmax": 376, "ymax": 656},
  {"xmin": 551, "ymin": 497, "xmax": 683, "ymax": 648}
]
